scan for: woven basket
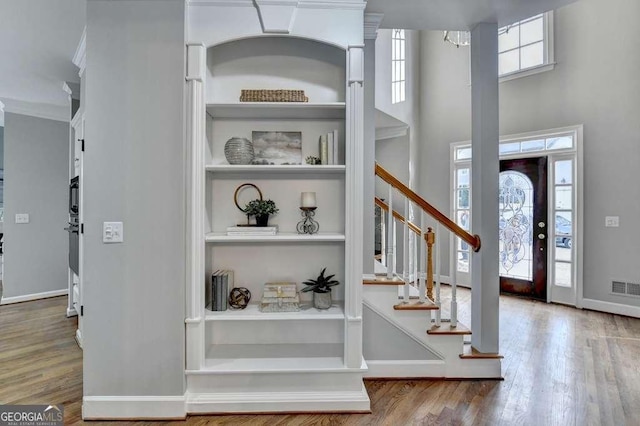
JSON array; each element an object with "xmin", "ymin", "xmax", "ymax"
[{"xmin": 240, "ymin": 89, "xmax": 309, "ymax": 103}]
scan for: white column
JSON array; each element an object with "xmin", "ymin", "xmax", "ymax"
[
  {"xmin": 344, "ymin": 44, "xmax": 365, "ymax": 368},
  {"xmin": 363, "ymin": 14, "xmax": 381, "ymax": 274},
  {"xmin": 470, "ymin": 23, "xmax": 500, "ymax": 354},
  {"xmin": 185, "ymin": 43, "xmax": 206, "ymax": 370}
]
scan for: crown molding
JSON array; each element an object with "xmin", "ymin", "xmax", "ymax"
[
  {"xmin": 1, "ymin": 98, "xmax": 69, "ymax": 123},
  {"xmin": 188, "ymin": 0, "xmax": 364, "ymax": 9},
  {"xmin": 364, "ymin": 13, "xmax": 383, "ymax": 40},
  {"xmin": 62, "ymin": 82, "xmax": 81, "ymax": 100},
  {"xmin": 73, "ymin": 27, "xmax": 86, "ymax": 76},
  {"xmin": 376, "ymin": 124, "xmax": 408, "ymax": 141}
]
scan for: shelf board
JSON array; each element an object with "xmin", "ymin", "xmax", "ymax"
[
  {"xmin": 205, "ymin": 164, "xmax": 345, "ymax": 174},
  {"xmin": 206, "ymin": 102, "xmax": 346, "ymax": 119},
  {"xmin": 206, "ymin": 303, "xmax": 345, "ymax": 321},
  {"xmin": 202, "ymin": 343, "xmax": 345, "ymax": 373},
  {"xmin": 205, "ymin": 232, "xmax": 345, "ymax": 243}
]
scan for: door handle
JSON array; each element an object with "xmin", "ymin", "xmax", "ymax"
[{"xmin": 538, "ymin": 233, "xmax": 546, "ymax": 240}]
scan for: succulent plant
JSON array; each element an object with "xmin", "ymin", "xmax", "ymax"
[
  {"xmin": 301, "ymin": 268, "xmax": 340, "ymax": 294},
  {"xmin": 244, "ymin": 199, "xmax": 279, "ymax": 216},
  {"xmin": 305, "ymin": 155, "xmax": 321, "ymax": 165}
]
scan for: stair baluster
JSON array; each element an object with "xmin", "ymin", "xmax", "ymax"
[
  {"xmin": 435, "ymin": 222, "xmax": 442, "ymax": 327},
  {"xmin": 402, "ymin": 198, "xmax": 410, "ymax": 303},
  {"xmin": 386, "ymin": 185, "xmax": 394, "ymax": 279},
  {"xmin": 451, "ymin": 235, "xmax": 458, "ymax": 328},
  {"xmin": 380, "ymin": 210, "xmax": 386, "ymax": 267},
  {"xmin": 419, "ymin": 211, "xmax": 426, "ymax": 304}
]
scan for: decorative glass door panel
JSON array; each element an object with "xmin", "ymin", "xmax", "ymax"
[
  {"xmin": 499, "ymin": 157, "xmax": 548, "ymax": 300},
  {"xmin": 499, "ymin": 171, "xmax": 534, "ymax": 281}
]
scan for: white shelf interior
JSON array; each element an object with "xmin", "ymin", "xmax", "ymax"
[
  {"xmin": 205, "ymin": 164, "xmax": 346, "ymax": 173},
  {"xmin": 205, "ymin": 232, "xmax": 345, "ymax": 243},
  {"xmin": 203, "ymin": 343, "xmax": 344, "ymax": 372},
  {"xmin": 206, "ymin": 102, "xmax": 346, "ymax": 120},
  {"xmin": 206, "ymin": 302, "xmax": 344, "ymax": 321}
]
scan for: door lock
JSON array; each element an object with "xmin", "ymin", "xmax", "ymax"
[{"xmin": 538, "ymin": 233, "xmax": 546, "ymax": 240}]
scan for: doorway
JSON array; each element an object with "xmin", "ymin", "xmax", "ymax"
[{"xmin": 499, "ymin": 157, "xmax": 548, "ymax": 300}]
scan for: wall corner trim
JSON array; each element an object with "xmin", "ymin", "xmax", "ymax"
[{"xmin": 82, "ymin": 396, "xmax": 187, "ymax": 420}]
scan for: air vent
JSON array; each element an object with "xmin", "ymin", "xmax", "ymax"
[
  {"xmin": 612, "ymin": 281, "xmax": 626, "ymax": 294},
  {"xmin": 611, "ymin": 281, "xmax": 640, "ymax": 298},
  {"xmin": 627, "ymin": 283, "xmax": 640, "ymax": 297}
]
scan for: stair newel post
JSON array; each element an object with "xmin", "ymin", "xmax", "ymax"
[
  {"xmin": 418, "ymin": 211, "xmax": 426, "ymax": 304},
  {"xmin": 402, "ymin": 198, "xmax": 410, "ymax": 303},
  {"xmin": 426, "ymin": 227, "xmax": 435, "ymax": 302},
  {"xmin": 451, "ymin": 236, "xmax": 458, "ymax": 328},
  {"xmin": 386, "ymin": 185, "xmax": 394, "ymax": 279},
  {"xmin": 435, "ymin": 222, "xmax": 442, "ymax": 327}
]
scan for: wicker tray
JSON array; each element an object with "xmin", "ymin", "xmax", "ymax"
[{"xmin": 240, "ymin": 89, "xmax": 309, "ymax": 103}]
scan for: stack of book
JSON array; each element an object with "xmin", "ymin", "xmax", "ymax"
[
  {"xmin": 319, "ymin": 129, "xmax": 339, "ymax": 165},
  {"xmin": 207, "ymin": 270, "xmax": 234, "ymax": 311},
  {"xmin": 226, "ymin": 226, "xmax": 278, "ymax": 236}
]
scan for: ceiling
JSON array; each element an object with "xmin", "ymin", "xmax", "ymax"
[
  {"xmin": 365, "ymin": 0, "xmax": 579, "ymax": 30},
  {"xmin": 0, "ymin": 0, "xmax": 85, "ymax": 123}
]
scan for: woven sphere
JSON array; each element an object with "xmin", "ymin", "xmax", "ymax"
[
  {"xmin": 228, "ymin": 287, "xmax": 251, "ymax": 310},
  {"xmin": 224, "ymin": 137, "xmax": 254, "ymax": 165}
]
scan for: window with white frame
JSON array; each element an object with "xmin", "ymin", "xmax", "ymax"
[
  {"xmin": 499, "ymin": 12, "xmax": 553, "ymax": 77},
  {"xmin": 391, "ymin": 29, "xmax": 406, "ymax": 104}
]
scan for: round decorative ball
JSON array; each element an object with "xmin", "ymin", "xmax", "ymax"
[
  {"xmin": 224, "ymin": 137, "xmax": 254, "ymax": 165},
  {"xmin": 228, "ymin": 287, "xmax": 251, "ymax": 310}
]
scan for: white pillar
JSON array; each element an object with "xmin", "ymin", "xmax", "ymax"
[
  {"xmin": 363, "ymin": 14, "xmax": 382, "ymax": 274},
  {"xmin": 470, "ymin": 23, "xmax": 500, "ymax": 354}
]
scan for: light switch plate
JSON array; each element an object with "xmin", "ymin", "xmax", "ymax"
[
  {"xmin": 15, "ymin": 213, "xmax": 30, "ymax": 224},
  {"xmin": 605, "ymin": 216, "xmax": 620, "ymax": 227},
  {"xmin": 103, "ymin": 222, "xmax": 124, "ymax": 243}
]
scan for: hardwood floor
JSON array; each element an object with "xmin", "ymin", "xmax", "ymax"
[{"xmin": 1, "ymin": 293, "xmax": 639, "ymax": 425}]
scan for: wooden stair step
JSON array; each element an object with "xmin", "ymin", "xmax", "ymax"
[
  {"xmin": 363, "ymin": 276, "xmax": 405, "ymax": 285},
  {"xmin": 427, "ymin": 322, "xmax": 471, "ymax": 335},
  {"xmin": 393, "ymin": 301, "xmax": 439, "ymax": 310},
  {"xmin": 459, "ymin": 346, "xmax": 504, "ymax": 359}
]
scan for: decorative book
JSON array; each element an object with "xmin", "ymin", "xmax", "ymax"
[
  {"xmin": 259, "ymin": 282, "xmax": 300, "ymax": 312},
  {"xmin": 206, "ymin": 270, "xmax": 233, "ymax": 311},
  {"xmin": 227, "ymin": 226, "xmax": 278, "ymax": 236}
]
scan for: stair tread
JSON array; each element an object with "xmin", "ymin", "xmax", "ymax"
[
  {"xmin": 459, "ymin": 346, "xmax": 504, "ymax": 359},
  {"xmin": 393, "ymin": 301, "xmax": 439, "ymax": 310},
  {"xmin": 363, "ymin": 276, "xmax": 405, "ymax": 285},
  {"xmin": 427, "ymin": 322, "xmax": 472, "ymax": 335}
]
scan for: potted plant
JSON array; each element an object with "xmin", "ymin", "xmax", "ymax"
[
  {"xmin": 244, "ymin": 199, "xmax": 279, "ymax": 226},
  {"xmin": 301, "ymin": 268, "xmax": 340, "ymax": 309}
]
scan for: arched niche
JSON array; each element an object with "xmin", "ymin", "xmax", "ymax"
[{"xmin": 206, "ymin": 36, "xmax": 346, "ymax": 104}]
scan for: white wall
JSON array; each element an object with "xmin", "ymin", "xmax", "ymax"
[
  {"xmin": 419, "ymin": 0, "xmax": 640, "ymax": 307},
  {"xmin": 2, "ymin": 113, "xmax": 69, "ymax": 299},
  {"xmin": 83, "ymin": 0, "xmax": 186, "ymax": 397}
]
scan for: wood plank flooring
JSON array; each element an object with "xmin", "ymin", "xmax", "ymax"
[{"xmin": 1, "ymin": 293, "xmax": 639, "ymax": 425}]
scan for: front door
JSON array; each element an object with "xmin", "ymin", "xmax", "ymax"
[{"xmin": 499, "ymin": 157, "xmax": 548, "ymax": 300}]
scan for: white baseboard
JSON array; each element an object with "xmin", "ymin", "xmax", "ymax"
[
  {"xmin": 67, "ymin": 307, "xmax": 78, "ymax": 317},
  {"xmin": 82, "ymin": 396, "xmax": 186, "ymax": 420},
  {"xmin": 582, "ymin": 298, "xmax": 640, "ymax": 318},
  {"xmin": 75, "ymin": 329, "xmax": 83, "ymax": 349},
  {"xmin": 186, "ymin": 384, "xmax": 371, "ymax": 414},
  {"xmin": 364, "ymin": 360, "xmax": 446, "ymax": 378},
  {"xmin": 0, "ymin": 288, "xmax": 68, "ymax": 305}
]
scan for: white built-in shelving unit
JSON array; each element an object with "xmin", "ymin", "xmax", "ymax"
[{"xmin": 185, "ymin": 0, "xmax": 367, "ymax": 414}]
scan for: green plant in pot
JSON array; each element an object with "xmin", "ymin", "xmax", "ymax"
[
  {"xmin": 244, "ymin": 199, "xmax": 279, "ymax": 227},
  {"xmin": 301, "ymin": 268, "xmax": 340, "ymax": 309}
]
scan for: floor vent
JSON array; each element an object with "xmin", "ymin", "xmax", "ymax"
[
  {"xmin": 611, "ymin": 281, "xmax": 640, "ymax": 298},
  {"xmin": 612, "ymin": 281, "xmax": 626, "ymax": 294}
]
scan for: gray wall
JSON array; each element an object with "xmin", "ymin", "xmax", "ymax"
[
  {"xmin": 84, "ymin": 0, "xmax": 186, "ymax": 396},
  {"xmin": 2, "ymin": 113, "xmax": 69, "ymax": 299},
  {"xmin": 419, "ymin": 0, "xmax": 640, "ymax": 307}
]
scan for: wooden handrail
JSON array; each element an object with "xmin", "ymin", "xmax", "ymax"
[
  {"xmin": 375, "ymin": 197, "xmax": 422, "ymax": 236},
  {"xmin": 375, "ymin": 162, "xmax": 481, "ymax": 252}
]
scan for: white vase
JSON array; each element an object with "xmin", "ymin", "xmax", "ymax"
[{"xmin": 313, "ymin": 291, "xmax": 332, "ymax": 309}]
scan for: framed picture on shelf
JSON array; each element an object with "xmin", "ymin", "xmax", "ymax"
[{"xmin": 251, "ymin": 131, "xmax": 302, "ymax": 165}]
